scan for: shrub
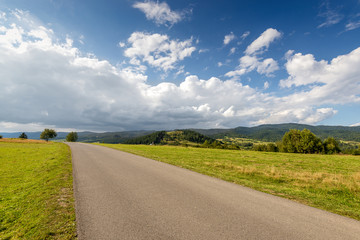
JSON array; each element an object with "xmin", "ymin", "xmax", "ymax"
[
  {"xmin": 253, "ymin": 143, "xmax": 279, "ymax": 152},
  {"xmin": 253, "ymin": 144, "xmax": 267, "ymax": 151},
  {"xmin": 282, "ymin": 129, "xmax": 323, "ymax": 154},
  {"xmin": 66, "ymin": 132, "xmax": 78, "ymax": 142},
  {"xmin": 19, "ymin": 132, "xmax": 28, "ymax": 139},
  {"xmin": 282, "ymin": 129, "xmax": 301, "ymax": 153},
  {"xmin": 266, "ymin": 143, "xmax": 279, "ymax": 152},
  {"xmin": 276, "ymin": 141, "xmax": 284, "ymax": 152},
  {"xmin": 323, "ymin": 137, "xmax": 341, "ymax": 154},
  {"xmin": 353, "ymin": 149, "xmax": 360, "ymax": 156}
]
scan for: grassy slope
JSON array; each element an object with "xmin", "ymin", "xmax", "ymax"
[
  {"xmin": 96, "ymin": 143, "xmax": 360, "ymax": 221},
  {"xmin": 0, "ymin": 139, "xmax": 76, "ymax": 239}
]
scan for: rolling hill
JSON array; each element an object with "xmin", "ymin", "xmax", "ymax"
[
  {"xmin": 124, "ymin": 130, "xmax": 216, "ymax": 145},
  {"xmin": 0, "ymin": 131, "xmax": 154, "ymax": 143},
  {"xmin": 2, "ymin": 123, "xmax": 360, "ymax": 144},
  {"xmin": 194, "ymin": 123, "xmax": 360, "ymax": 142}
]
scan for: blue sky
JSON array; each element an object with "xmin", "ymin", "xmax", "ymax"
[{"xmin": 0, "ymin": 0, "xmax": 360, "ymax": 132}]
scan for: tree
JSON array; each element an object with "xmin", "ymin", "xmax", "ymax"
[
  {"xmin": 40, "ymin": 129, "xmax": 57, "ymax": 142},
  {"xmin": 253, "ymin": 144, "xmax": 267, "ymax": 151},
  {"xmin": 19, "ymin": 132, "xmax": 28, "ymax": 139},
  {"xmin": 282, "ymin": 129, "xmax": 301, "ymax": 153},
  {"xmin": 299, "ymin": 129, "xmax": 323, "ymax": 153},
  {"xmin": 124, "ymin": 131, "xmax": 166, "ymax": 144},
  {"xmin": 281, "ymin": 129, "xmax": 322, "ymax": 154},
  {"xmin": 354, "ymin": 146, "xmax": 360, "ymax": 156},
  {"xmin": 266, "ymin": 143, "xmax": 279, "ymax": 152},
  {"xmin": 323, "ymin": 137, "xmax": 340, "ymax": 154},
  {"xmin": 66, "ymin": 132, "xmax": 78, "ymax": 142},
  {"xmin": 0, "ymin": 135, "xmax": 2, "ymax": 139},
  {"xmin": 202, "ymin": 140, "xmax": 211, "ymax": 148},
  {"xmin": 276, "ymin": 141, "xmax": 284, "ymax": 152}
]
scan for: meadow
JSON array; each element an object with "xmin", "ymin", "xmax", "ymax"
[
  {"xmin": 96, "ymin": 143, "xmax": 360, "ymax": 220},
  {"xmin": 0, "ymin": 139, "xmax": 76, "ymax": 239}
]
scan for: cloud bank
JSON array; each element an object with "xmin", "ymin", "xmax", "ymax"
[{"xmin": 1, "ymin": 10, "xmax": 359, "ymax": 132}]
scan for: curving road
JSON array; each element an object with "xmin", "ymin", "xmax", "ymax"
[{"xmin": 68, "ymin": 142, "xmax": 360, "ymax": 240}]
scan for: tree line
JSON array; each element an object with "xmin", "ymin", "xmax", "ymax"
[
  {"xmin": 124, "ymin": 130, "xmax": 217, "ymax": 145},
  {"xmin": 124, "ymin": 131, "xmax": 167, "ymax": 144},
  {"xmin": 253, "ymin": 128, "xmax": 349, "ymax": 154},
  {"xmin": 39, "ymin": 129, "xmax": 78, "ymax": 142},
  {"xmin": 1, "ymin": 129, "xmax": 78, "ymax": 142}
]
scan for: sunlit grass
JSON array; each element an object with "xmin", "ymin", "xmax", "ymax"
[
  {"xmin": 96, "ymin": 143, "xmax": 360, "ymax": 220},
  {"xmin": 0, "ymin": 140, "xmax": 76, "ymax": 239}
]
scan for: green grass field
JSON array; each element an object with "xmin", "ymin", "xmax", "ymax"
[
  {"xmin": 0, "ymin": 139, "xmax": 76, "ymax": 239},
  {"xmin": 219, "ymin": 136, "xmax": 271, "ymax": 145},
  {"xmin": 96, "ymin": 143, "xmax": 360, "ymax": 221}
]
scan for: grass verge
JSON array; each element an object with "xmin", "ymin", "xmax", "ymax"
[
  {"xmin": 96, "ymin": 143, "xmax": 360, "ymax": 221},
  {"xmin": 0, "ymin": 139, "xmax": 76, "ymax": 239}
]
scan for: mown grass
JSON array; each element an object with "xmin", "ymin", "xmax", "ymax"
[
  {"xmin": 0, "ymin": 139, "xmax": 76, "ymax": 239},
  {"xmin": 96, "ymin": 143, "xmax": 360, "ymax": 221}
]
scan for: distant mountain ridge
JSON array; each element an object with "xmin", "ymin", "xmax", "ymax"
[
  {"xmin": 0, "ymin": 132, "xmax": 69, "ymax": 139},
  {"xmin": 194, "ymin": 123, "xmax": 360, "ymax": 142},
  {"xmin": 0, "ymin": 131, "xmax": 154, "ymax": 143},
  {"xmin": 1, "ymin": 123, "xmax": 360, "ymax": 143}
]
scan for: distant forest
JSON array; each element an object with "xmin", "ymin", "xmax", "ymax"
[
  {"xmin": 124, "ymin": 130, "xmax": 216, "ymax": 145},
  {"xmin": 194, "ymin": 123, "xmax": 360, "ymax": 142}
]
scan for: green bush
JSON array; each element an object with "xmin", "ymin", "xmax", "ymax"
[
  {"xmin": 253, "ymin": 143, "xmax": 279, "ymax": 152},
  {"xmin": 282, "ymin": 129, "xmax": 323, "ymax": 154},
  {"xmin": 66, "ymin": 132, "xmax": 78, "ymax": 142},
  {"xmin": 323, "ymin": 137, "xmax": 341, "ymax": 154},
  {"xmin": 266, "ymin": 143, "xmax": 279, "ymax": 152},
  {"xmin": 253, "ymin": 144, "xmax": 267, "ymax": 151},
  {"xmin": 19, "ymin": 132, "xmax": 28, "ymax": 139},
  {"xmin": 353, "ymin": 149, "xmax": 360, "ymax": 156}
]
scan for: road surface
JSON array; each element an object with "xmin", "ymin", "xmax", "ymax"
[{"xmin": 68, "ymin": 142, "xmax": 360, "ymax": 239}]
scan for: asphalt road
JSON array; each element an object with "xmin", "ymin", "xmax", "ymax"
[{"xmin": 68, "ymin": 142, "xmax": 360, "ymax": 240}]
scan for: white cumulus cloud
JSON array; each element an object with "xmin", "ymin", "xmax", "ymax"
[
  {"xmin": 133, "ymin": 1, "xmax": 188, "ymax": 26},
  {"xmin": 124, "ymin": 32, "xmax": 196, "ymax": 72},
  {"xmin": 224, "ymin": 69, "xmax": 247, "ymax": 79},
  {"xmin": 264, "ymin": 81, "xmax": 269, "ymax": 89},
  {"xmin": 223, "ymin": 32, "xmax": 235, "ymax": 45},
  {"xmin": 255, "ymin": 107, "xmax": 337, "ymax": 126},
  {"xmin": 241, "ymin": 31, "xmax": 250, "ymax": 40},
  {"xmin": 0, "ymin": 11, "xmax": 6, "ymax": 21},
  {"xmin": 245, "ymin": 28, "xmax": 282, "ymax": 55},
  {"xmin": 279, "ymin": 48, "xmax": 360, "ymax": 107},
  {"xmin": 226, "ymin": 28, "xmax": 281, "ymax": 79}
]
